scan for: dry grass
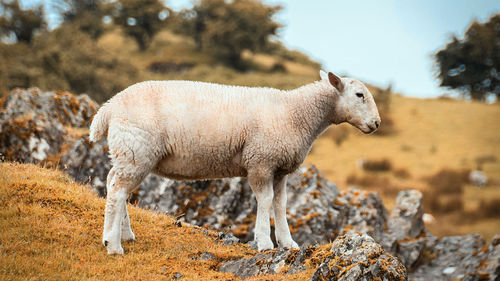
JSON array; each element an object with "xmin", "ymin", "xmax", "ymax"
[{"xmin": 0, "ymin": 162, "xmax": 320, "ymax": 280}]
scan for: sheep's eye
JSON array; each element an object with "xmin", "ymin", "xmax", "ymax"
[{"xmin": 356, "ymin": 93, "xmax": 364, "ymax": 99}]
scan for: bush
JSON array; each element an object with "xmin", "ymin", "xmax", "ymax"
[
  {"xmin": 422, "ymin": 191, "xmax": 464, "ymax": 214},
  {"xmin": 424, "ymin": 168, "xmax": 469, "ymax": 195},
  {"xmin": 477, "ymin": 199, "xmax": 500, "ymax": 218},
  {"xmin": 361, "ymin": 158, "xmax": 392, "ymax": 172},
  {"xmin": 346, "ymin": 173, "xmax": 391, "ymax": 188},
  {"xmin": 393, "ymin": 168, "xmax": 411, "ymax": 179},
  {"xmin": 0, "ymin": 25, "xmax": 138, "ymax": 102}
]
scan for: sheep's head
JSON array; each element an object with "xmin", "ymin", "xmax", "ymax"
[{"xmin": 320, "ymin": 70, "xmax": 381, "ymax": 134}]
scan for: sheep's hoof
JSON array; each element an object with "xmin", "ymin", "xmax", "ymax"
[
  {"xmin": 107, "ymin": 245, "xmax": 124, "ymax": 255},
  {"xmin": 121, "ymin": 231, "xmax": 136, "ymax": 241},
  {"xmin": 278, "ymin": 239, "xmax": 299, "ymax": 249},
  {"xmin": 289, "ymin": 240, "xmax": 299, "ymax": 249},
  {"xmin": 257, "ymin": 238, "xmax": 274, "ymax": 251}
]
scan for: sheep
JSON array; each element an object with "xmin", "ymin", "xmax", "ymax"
[{"xmin": 89, "ymin": 70, "xmax": 381, "ymax": 254}]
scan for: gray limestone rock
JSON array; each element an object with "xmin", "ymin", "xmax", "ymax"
[
  {"xmin": 310, "ymin": 231, "xmax": 407, "ymax": 281},
  {"xmin": 0, "ymin": 88, "xmax": 97, "ymax": 163}
]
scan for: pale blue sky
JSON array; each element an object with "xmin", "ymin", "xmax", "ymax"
[{"xmin": 19, "ymin": 0, "xmax": 500, "ymax": 97}]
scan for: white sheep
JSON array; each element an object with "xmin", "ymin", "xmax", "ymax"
[{"xmin": 89, "ymin": 70, "xmax": 380, "ymax": 254}]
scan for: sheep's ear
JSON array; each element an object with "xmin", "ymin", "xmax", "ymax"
[
  {"xmin": 328, "ymin": 72, "xmax": 343, "ymax": 91},
  {"xmin": 319, "ymin": 70, "xmax": 328, "ymax": 81}
]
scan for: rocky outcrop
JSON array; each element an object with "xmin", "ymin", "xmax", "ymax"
[
  {"xmin": 60, "ymin": 137, "xmax": 111, "ymax": 197},
  {"xmin": 310, "ymin": 231, "xmax": 407, "ymax": 281},
  {"xmin": 0, "ymin": 88, "xmax": 97, "ymax": 163},
  {"xmin": 60, "ymin": 138, "xmax": 387, "ymax": 246}
]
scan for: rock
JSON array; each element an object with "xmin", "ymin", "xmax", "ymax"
[
  {"xmin": 200, "ymin": 252, "xmax": 216, "ymax": 261},
  {"xmin": 219, "ymin": 247, "xmax": 296, "ymax": 279},
  {"xmin": 60, "ymin": 141, "xmax": 388, "ymax": 248},
  {"xmin": 310, "ymin": 231, "xmax": 407, "ymax": 281},
  {"xmin": 0, "ymin": 88, "xmax": 97, "ymax": 163},
  {"xmin": 60, "ymin": 137, "xmax": 111, "ymax": 197},
  {"xmin": 217, "ymin": 232, "xmax": 240, "ymax": 246},
  {"xmin": 220, "ymin": 231, "xmax": 407, "ymax": 280},
  {"xmin": 469, "ymin": 170, "xmax": 487, "ymax": 187},
  {"xmin": 478, "ymin": 235, "xmax": 500, "ymax": 281},
  {"xmin": 381, "ymin": 190, "xmax": 425, "ymax": 268},
  {"xmin": 138, "ymin": 165, "xmax": 387, "ymax": 246},
  {"xmin": 172, "ymin": 272, "xmax": 183, "ymax": 279},
  {"xmin": 410, "ymin": 233, "xmax": 488, "ymax": 281},
  {"xmin": 388, "ymin": 190, "xmax": 424, "ymax": 240}
]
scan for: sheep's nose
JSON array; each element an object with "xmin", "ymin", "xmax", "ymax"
[{"xmin": 375, "ymin": 120, "xmax": 380, "ymax": 129}]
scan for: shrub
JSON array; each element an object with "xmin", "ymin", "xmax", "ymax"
[
  {"xmin": 477, "ymin": 199, "xmax": 500, "ymax": 218},
  {"xmin": 424, "ymin": 168, "xmax": 469, "ymax": 195},
  {"xmin": 0, "ymin": 25, "xmax": 138, "ymax": 102},
  {"xmin": 393, "ymin": 168, "xmax": 411, "ymax": 179},
  {"xmin": 269, "ymin": 61, "xmax": 287, "ymax": 73},
  {"xmin": 422, "ymin": 191, "xmax": 464, "ymax": 214},
  {"xmin": 361, "ymin": 158, "xmax": 392, "ymax": 172},
  {"xmin": 346, "ymin": 174, "xmax": 391, "ymax": 188}
]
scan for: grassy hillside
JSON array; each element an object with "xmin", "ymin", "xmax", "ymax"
[
  {"xmin": 305, "ymin": 95, "xmax": 500, "ymax": 239},
  {"xmin": 0, "ymin": 162, "xmax": 320, "ymax": 280},
  {"xmin": 96, "ymin": 27, "xmax": 320, "ymax": 90}
]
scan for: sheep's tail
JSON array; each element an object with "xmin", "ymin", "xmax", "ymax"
[{"xmin": 89, "ymin": 103, "xmax": 112, "ymax": 142}]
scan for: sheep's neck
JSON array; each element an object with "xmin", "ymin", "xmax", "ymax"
[{"xmin": 287, "ymin": 82, "xmax": 338, "ymax": 145}]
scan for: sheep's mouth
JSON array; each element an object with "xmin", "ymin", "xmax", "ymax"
[{"xmin": 362, "ymin": 125, "xmax": 377, "ymax": 134}]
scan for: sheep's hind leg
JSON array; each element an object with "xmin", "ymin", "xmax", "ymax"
[
  {"xmin": 121, "ymin": 203, "xmax": 135, "ymax": 241},
  {"xmin": 102, "ymin": 167, "xmax": 116, "ymax": 247},
  {"xmin": 103, "ymin": 124, "xmax": 160, "ymax": 254},
  {"xmin": 248, "ymin": 169, "xmax": 275, "ymax": 251},
  {"xmin": 105, "ymin": 167, "xmax": 135, "ymax": 242},
  {"xmin": 273, "ymin": 175, "xmax": 299, "ymax": 249}
]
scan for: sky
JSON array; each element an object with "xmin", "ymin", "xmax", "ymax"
[{"xmin": 19, "ymin": 0, "xmax": 500, "ymax": 98}]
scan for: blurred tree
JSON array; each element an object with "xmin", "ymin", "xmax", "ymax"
[
  {"xmin": 435, "ymin": 15, "xmax": 500, "ymax": 101},
  {"xmin": 112, "ymin": 0, "xmax": 171, "ymax": 50},
  {"xmin": 179, "ymin": 0, "xmax": 281, "ymax": 69},
  {"xmin": 0, "ymin": 0, "xmax": 45, "ymax": 43},
  {"xmin": 0, "ymin": 25, "xmax": 138, "ymax": 102},
  {"xmin": 59, "ymin": 0, "xmax": 109, "ymax": 39}
]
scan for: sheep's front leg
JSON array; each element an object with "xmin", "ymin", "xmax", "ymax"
[
  {"xmin": 248, "ymin": 170, "xmax": 275, "ymax": 251},
  {"xmin": 273, "ymin": 175, "xmax": 299, "ymax": 249}
]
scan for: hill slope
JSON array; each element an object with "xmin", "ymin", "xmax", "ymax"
[{"xmin": 0, "ymin": 163, "xmax": 264, "ymax": 280}]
